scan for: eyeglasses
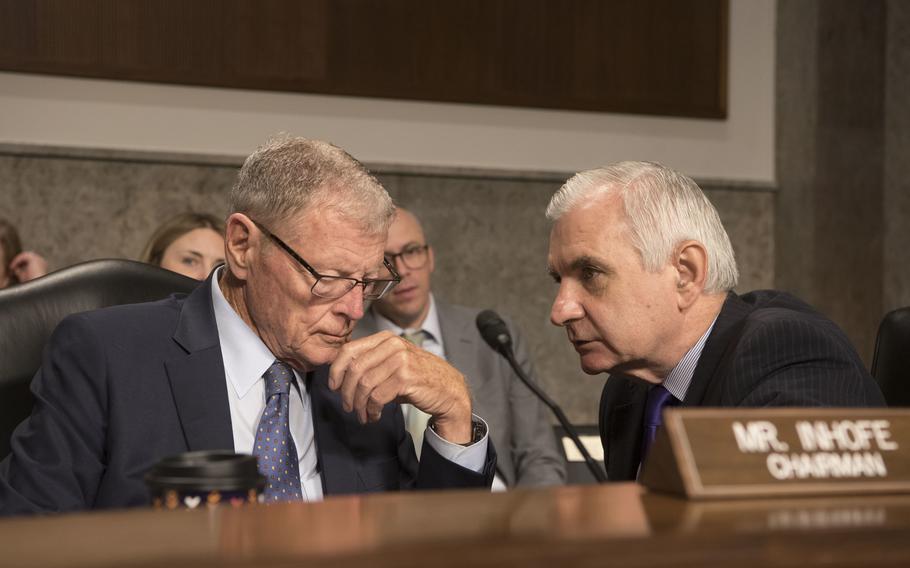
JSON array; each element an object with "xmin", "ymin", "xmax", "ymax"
[
  {"xmin": 386, "ymin": 244, "xmax": 430, "ymax": 270},
  {"xmin": 252, "ymin": 220, "xmax": 400, "ymax": 301}
]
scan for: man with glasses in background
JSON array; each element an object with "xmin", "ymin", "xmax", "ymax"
[
  {"xmin": 355, "ymin": 208, "xmax": 565, "ymax": 489},
  {"xmin": 0, "ymin": 137, "xmax": 495, "ymax": 515}
]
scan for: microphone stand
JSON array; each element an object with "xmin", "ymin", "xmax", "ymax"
[{"xmin": 501, "ymin": 347, "xmax": 607, "ymax": 483}]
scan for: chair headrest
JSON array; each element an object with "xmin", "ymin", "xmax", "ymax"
[
  {"xmin": 0, "ymin": 259, "xmax": 200, "ymax": 387},
  {"xmin": 871, "ymin": 306, "xmax": 910, "ymax": 406}
]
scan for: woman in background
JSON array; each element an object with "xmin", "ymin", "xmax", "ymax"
[
  {"xmin": 0, "ymin": 218, "xmax": 48, "ymax": 289},
  {"xmin": 141, "ymin": 212, "xmax": 225, "ymax": 281}
]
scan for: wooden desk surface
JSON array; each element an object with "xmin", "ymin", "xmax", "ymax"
[{"xmin": 2, "ymin": 483, "xmax": 909, "ymax": 568}]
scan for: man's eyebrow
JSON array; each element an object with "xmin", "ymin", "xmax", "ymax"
[
  {"xmin": 569, "ymin": 255, "xmax": 614, "ymax": 275},
  {"xmin": 387, "ymin": 241, "xmax": 422, "ymax": 252}
]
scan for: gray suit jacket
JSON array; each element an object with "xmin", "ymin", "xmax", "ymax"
[{"xmin": 355, "ymin": 300, "xmax": 565, "ymax": 487}]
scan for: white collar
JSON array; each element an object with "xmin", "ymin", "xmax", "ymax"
[
  {"xmin": 210, "ymin": 267, "xmax": 281, "ymax": 399},
  {"xmin": 372, "ymin": 294, "xmax": 444, "ymax": 348}
]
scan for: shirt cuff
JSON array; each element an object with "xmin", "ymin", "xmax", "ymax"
[{"xmin": 424, "ymin": 414, "xmax": 489, "ymax": 473}]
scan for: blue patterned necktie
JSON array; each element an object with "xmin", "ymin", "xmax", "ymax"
[
  {"xmin": 640, "ymin": 385, "xmax": 679, "ymax": 468},
  {"xmin": 253, "ymin": 360, "xmax": 302, "ymax": 502}
]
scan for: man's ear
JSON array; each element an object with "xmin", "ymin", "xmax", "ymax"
[
  {"xmin": 223, "ymin": 213, "xmax": 258, "ymax": 281},
  {"xmin": 673, "ymin": 240, "xmax": 709, "ymax": 310},
  {"xmin": 427, "ymin": 245, "xmax": 435, "ymax": 274}
]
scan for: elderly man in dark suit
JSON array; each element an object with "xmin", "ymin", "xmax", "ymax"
[
  {"xmin": 544, "ymin": 161, "xmax": 885, "ymax": 482},
  {"xmin": 0, "ymin": 137, "xmax": 495, "ymax": 515},
  {"xmin": 355, "ymin": 208, "xmax": 565, "ymax": 489}
]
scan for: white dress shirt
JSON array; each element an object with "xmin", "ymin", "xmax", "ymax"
[
  {"xmin": 373, "ymin": 294, "xmax": 446, "ymax": 371},
  {"xmin": 211, "ymin": 271, "xmax": 488, "ymax": 501}
]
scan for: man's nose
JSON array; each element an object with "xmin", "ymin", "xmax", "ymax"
[
  {"xmin": 334, "ymin": 284, "xmax": 366, "ymax": 320},
  {"xmin": 550, "ymin": 284, "xmax": 584, "ymax": 326}
]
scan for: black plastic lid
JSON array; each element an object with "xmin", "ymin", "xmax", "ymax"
[{"xmin": 145, "ymin": 450, "xmax": 266, "ymax": 492}]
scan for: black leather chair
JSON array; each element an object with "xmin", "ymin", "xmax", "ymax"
[
  {"xmin": 0, "ymin": 259, "xmax": 199, "ymax": 457},
  {"xmin": 871, "ymin": 306, "xmax": 910, "ymax": 407}
]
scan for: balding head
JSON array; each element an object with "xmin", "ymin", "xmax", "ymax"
[
  {"xmin": 372, "ymin": 207, "xmax": 436, "ymax": 329},
  {"xmin": 391, "ymin": 208, "xmax": 426, "ymax": 243}
]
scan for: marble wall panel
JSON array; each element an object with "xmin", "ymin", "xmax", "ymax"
[
  {"xmin": 0, "ymin": 154, "xmax": 236, "ymax": 269},
  {"xmin": 0, "ymin": 147, "xmax": 774, "ymax": 423}
]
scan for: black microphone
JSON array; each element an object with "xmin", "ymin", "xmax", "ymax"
[{"xmin": 476, "ymin": 310, "xmax": 607, "ymax": 483}]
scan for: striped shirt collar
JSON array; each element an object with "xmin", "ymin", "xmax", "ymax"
[{"xmin": 662, "ymin": 314, "xmax": 719, "ymax": 402}]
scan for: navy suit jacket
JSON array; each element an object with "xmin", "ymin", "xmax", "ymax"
[
  {"xmin": 0, "ymin": 276, "xmax": 495, "ymax": 515},
  {"xmin": 599, "ymin": 290, "xmax": 886, "ymax": 482}
]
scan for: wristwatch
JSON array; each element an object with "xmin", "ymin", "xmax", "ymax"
[{"xmin": 429, "ymin": 418, "xmax": 487, "ymax": 446}]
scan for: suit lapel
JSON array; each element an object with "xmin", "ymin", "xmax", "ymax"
[
  {"xmin": 601, "ymin": 376, "xmax": 648, "ymax": 481},
  {"xmin": 599, "ymin": 294, "xmax": 754, "ymax": 480},
  {"xmin": 165, "ymin": 274, "xmax": 234, "ymax": 451},
  {"xmin": 436, "ymin": 301, "xmax": 477, "ymax": 382},
  {"xmin": 309, "ymin": 366, "xmax": 359, "ymax": 495},
  {"xmin": 683, "ymin": 292, "xmax": 752, "ymax": 406}
]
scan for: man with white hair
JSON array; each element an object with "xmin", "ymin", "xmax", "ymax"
[
  {"xmin": 1, "ymin": 136, "xmax": 495, "ymax": 514},
  {"xmin": 545, "ymin": 161, "xmax": 885, "ymax": 481}
]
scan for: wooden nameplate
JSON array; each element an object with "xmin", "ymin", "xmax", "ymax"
[{"xmin": 640, "ymin": 408, "xmax": 910, "ymax": 499}]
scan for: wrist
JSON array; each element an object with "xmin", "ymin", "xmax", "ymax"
[{"xmin": 431, "ymin": 407, "xmax": 473, "ymax": 445}]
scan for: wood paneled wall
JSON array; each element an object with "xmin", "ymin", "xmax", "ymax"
[{"xmin": 0, "ymin": 0, "xmax": 728, "ymax": 118}]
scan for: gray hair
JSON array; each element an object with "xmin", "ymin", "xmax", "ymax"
[
  {"xmin": 230, "ymin": 135, "xmax": 394, "ymax": 235},
  {"xmin": 546, "ymin": 161, "xmax": 738, "ymax": 293}
]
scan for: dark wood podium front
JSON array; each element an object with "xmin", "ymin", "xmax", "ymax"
[{"xmin": 2, "ymin": 483, "xmax": 909, "ymax": 568}]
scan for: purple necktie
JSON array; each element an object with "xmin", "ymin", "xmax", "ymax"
[
  {"xmin": 640, "ymin": 385, "xmax": 679, "ymax": 467},
  {"xmin": 253, "ymin": 361, "xmax": 302, "ymax": 502}
]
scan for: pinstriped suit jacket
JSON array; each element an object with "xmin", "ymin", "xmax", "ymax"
[{"xmin": 599, "ymin": 290, "xmax": 887, "ymax": 482}]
